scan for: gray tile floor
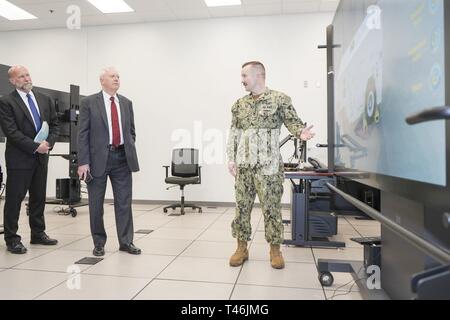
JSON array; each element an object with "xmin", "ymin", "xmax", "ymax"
[{"xmin": 0, "ymin": 203, "xmax": 382, "ymax": 300}]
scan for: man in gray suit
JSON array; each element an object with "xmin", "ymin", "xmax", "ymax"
[{"xmin": 77, "ymin": 67, "xmax": 141, "ymax": 256}]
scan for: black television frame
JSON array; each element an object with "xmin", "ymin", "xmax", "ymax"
[{"xmin": 330, "ymin": 0, "xmax": 450, "ymax": 211}]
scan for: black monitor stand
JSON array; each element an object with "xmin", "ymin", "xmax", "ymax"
[
  {"xmin": 0, "ymin": 177, "xmax": 4, "ymax": 234},
  {"xmin": 45, "ymin": 85, "xmax": 87, "ymax": 217},
  {"xmin": 25, "ymin": 85, "xmax": 87, "ymax": 218},
  {"xmin": 0, "ymin": 199, "xmax": 3, "ymax": 234},
  {"xmin": 355, "ymin": 190, "xmax": 376, "ymax": 220}
]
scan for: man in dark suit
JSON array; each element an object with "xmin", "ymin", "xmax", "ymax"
[
  {"xmin": 77, "ymin": 67, "xmax": 141, "ymax": 256},
  {"xmin": 0, "ymin": 65, "xmax": 59, "ymax": 254}
]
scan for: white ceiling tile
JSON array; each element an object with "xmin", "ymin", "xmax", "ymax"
[
  {"xmin": 138, "ymin": 11, "xmax": 177, "ymax": 22},
  {"xmin": 82, "ymin": 14, "xmax": 114, "ymax": 26},
  {"xmin": 283, "ymin": 0, "xmax": 320, "ymax": 3},
  {"xmin": 0, "ymin": 0, "xmax": 340, "ymax": 31},
  {"xmin": 283, "ymin": 0, "xmax": 321, "ymax": 14},
  {"xmin": 126, "ymin": 0, "xmax": 172, "ymax": 12},
  {"xmin": 172, "ymin": 7, "xmax": 211, "ymax": 20},
  {"xmin": 104, "ymin": 12, "xmax": 144, "ymax": 24},
  {"xmin": 244, "ymin": 3, "xmax": 282, "ymax": 16},
  {"xmin": 165, "ymin": 0, "xmax": 208, "ymax": 10},
  {"xmin": 0, "ymin": 22, "xmax": 23, "ymax": 31},
  {"xmin": 70, "ymin": 1, "xmax": 106, "ymax": 16},
  {"xmin": 125, "ymin": 0, "xmax": 176, "ymax": 21},
  {"xmin": 0, "ymin": 18, "xmax": 64, "ymax": 31},
  {"xmin": 208, "ymin": 5, "xmax": 244, "ymax": 18},
  {"xmin": 9, "ymin": 0, "xmax": 68, "ymax": 4},
  {"xmin": 13, "ymin": 3, "xmax": 77, "ymax": 20},
  {"xmin": 242, "ymin": 0, "xmax": 281, "ymax": 4},
  {"xmin": 320, "ymin": 0, "xmax": 338, "ymax": 12},
  {"xmin": 8, "ymin": 0, "xmax": 102, "ymax": 17}
]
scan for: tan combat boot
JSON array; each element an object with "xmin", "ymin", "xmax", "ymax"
[
  {"xmin": 270, "ymin": 244, "xmax": 285, "ymax": 269},
  {"xmin": 229, "ymin": 240, "xmax": 249, "ymax": 267}
]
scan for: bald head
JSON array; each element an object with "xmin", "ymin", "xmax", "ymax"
[
  {"xmin": 8, "ymin": 65, "xmax": 33, "ymax": 93},
  {"xmin": 100, "ymin": 67, "xmax": 120, "ymax": 95}
]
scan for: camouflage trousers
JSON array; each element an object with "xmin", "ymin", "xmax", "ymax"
[{"xmin": 232, "ymin": 166, "xmax": 284, "ymax": 245}]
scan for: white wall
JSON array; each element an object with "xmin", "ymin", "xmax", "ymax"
[{"xmin": 0, "ymin": 13, "xmax": 333, "ymax": 204}]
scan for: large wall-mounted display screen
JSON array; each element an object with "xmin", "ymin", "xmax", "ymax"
[{"xmin": 333, "ymin": 0, "xmax": 446, "ymax": 186}]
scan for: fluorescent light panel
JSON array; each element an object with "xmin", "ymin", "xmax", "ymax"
[
  {"xmin": 0, "ymin": 0, "xmax": 37, "ymax": 20},
  {"xmin": 205, "ymin": 0, "xmax": 242, "ymax": 7},
  {"xmin": 87, "ymin": 0, "xmax": 134, "ymax": 14}
]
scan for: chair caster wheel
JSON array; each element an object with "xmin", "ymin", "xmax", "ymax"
[
  {"xmin": 163, "ymin": 208, "xmax": 168, "ymax": 213},
  {"xmin": 70, "ymin": 208, "xmax": 77, "ymax": 217},
  {"xmin": 319, "ymin": 272, "xmax": 334, "ymax": 287},
  {"xmin": 198, "ymin": 209, "xmax": 202, "ymax": 213}
]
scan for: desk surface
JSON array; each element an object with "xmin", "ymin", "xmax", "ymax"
[{"xmin": 285, "ymin": 171, "xmax": 334, "ymax": 178}]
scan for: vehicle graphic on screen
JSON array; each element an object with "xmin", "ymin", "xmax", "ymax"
[{"xmin": 336, "ymin": 4, "xmax": 383, "ymax": 139}]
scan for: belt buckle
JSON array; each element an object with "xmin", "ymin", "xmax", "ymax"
[{"xmin": 109, "ymin": 144, "xmax": 124, "ymax": 151}]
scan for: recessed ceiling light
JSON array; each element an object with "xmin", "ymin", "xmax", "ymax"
[
  {"xmin": 205, "ymin": 0, "xmax": 242, "ymax": 7},
  {"xmin": 87, "ymin": 0, "xmax": 134, "ymax": 14},
  {"xmin": 0, "ymin": 0, "xmax": 37, "ymax": 20}
]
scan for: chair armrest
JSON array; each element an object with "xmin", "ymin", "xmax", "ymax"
[{"xmin": 163, "ymin": 165, "xmax": 170, "ymax": 178}]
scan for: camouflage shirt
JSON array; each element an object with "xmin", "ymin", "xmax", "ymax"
[{"xmin": 226, "ymin": 88, "xmax": 305, "ymax": 173}]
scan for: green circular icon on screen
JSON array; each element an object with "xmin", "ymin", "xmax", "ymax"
[
  {"xmin": 429, "ymin": 0, "xmax": 439, "ymax": 14},
  {"xmin": 431, "ymin": 26, "xmax": 442, "ymax": 52},
  {"xmin": 430, "ymin": 64, "xmax": 442, "ymax": 90}
]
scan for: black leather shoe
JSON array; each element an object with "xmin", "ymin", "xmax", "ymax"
[
  {"xmin": 119, "ymin": 243, "xmax": 141, "ymax": 255},
  {"xmin": 30, "ymin": 234, "xmax": 58, "ymax": 245},
  {"xmin": 7, "ymin": 242, "xmax": 27, "ymax": 254},
  {"xmin": 93, "ymin": 246, "xmax": 105, "ymax": 256}
]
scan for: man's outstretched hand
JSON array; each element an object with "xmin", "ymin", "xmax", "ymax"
[{"xmin": 299, "ymin": 125, "xmax": 315, "ymax": 141}]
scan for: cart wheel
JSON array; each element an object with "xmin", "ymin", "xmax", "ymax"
[
  {"xmin": 319, "ymin": 272, "xmax": 334, "ymax": 287},
  {"xmin": 70, "ymin": 208, "xmax": 77, "ymax": 217},
  {"xmin": 163, "ymin": 208, "xmax": 168, "ymax": 213}
]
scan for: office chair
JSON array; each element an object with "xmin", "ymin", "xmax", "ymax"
[{"xmin": 163, "ymin": 148, "xmax": 202, "ymax": 215}]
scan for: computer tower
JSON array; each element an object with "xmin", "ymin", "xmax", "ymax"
[
  {"xmin": 309, "ymin": 211, "xmax": 338, "ymax": 238},
  {"xmin": 56, "ymin": 179, "xmax": 70, "ymax": 200},
  {"xmin": 56, "ymin": 178, "xmax": 81, "ymax": 203}
]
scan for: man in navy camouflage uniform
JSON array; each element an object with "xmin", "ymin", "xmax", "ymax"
[{"xmin": 227, "ymin": 61, "xmax": 315, "ymax": 269}]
